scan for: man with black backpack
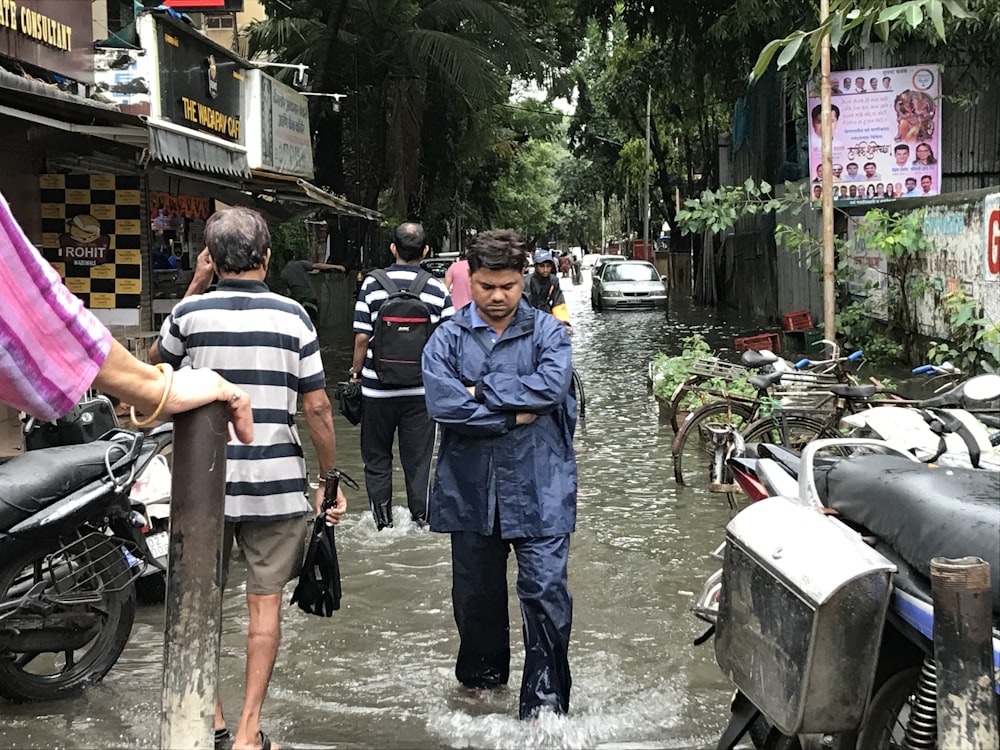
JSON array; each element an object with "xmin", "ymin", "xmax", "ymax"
[{"xmin": 351, "ymin": 223, "xmax": 453, "ymax": 529}]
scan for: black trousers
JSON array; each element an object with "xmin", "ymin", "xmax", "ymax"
[
  {"xmin": 360, "ymin": 395, "xmax": 434, "ymax": 523},
  {"xmin": 451, "ymin": 522, "xmax": 573, "ymax": 719}
]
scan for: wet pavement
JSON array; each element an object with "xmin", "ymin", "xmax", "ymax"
[{"xmin": 0, "ymin": 271, "xmax": 761, "ymax": 749}]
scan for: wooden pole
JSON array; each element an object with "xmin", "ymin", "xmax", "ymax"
[
  {"xmin": 820, "ymin": 0, "xmax": 836, "ymax": 342},
  {"xmin": 931, "ymin": 556, "xmax": 999, "ymax": 749},
  {"xmin": 160, "ymin": 403, "xmax": 228, "ymax": 750}
]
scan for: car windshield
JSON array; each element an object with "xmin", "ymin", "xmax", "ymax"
[{"xmin": 602, "ymin": 264, "xmax": 659, "ymax": 282}]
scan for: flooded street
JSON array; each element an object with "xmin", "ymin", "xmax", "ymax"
[{"xmin": 0, "ymin": 273, "xmax": 760, "ymax": 749}]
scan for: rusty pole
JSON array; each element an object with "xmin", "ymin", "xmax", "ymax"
[
  {"xmin": 160, "ymin": 403, "xmax": 228, "ymax": 750},
  {"xmin": 930, "ymin": 556, "xmax": 999, "ymax": 750}
]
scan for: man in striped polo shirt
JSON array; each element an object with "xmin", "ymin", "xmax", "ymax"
[
  {"xmin": 151, "ymin": 207, "xmax": 346, "ymax": 750},
  {"xmin": 351, "ymin": 222, "xmax": 453, "ymax": 529}
]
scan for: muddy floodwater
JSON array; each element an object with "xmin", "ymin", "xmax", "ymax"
[{"xmin": 1, "ymin": 274, "xmax": 765, "ymax": 749}]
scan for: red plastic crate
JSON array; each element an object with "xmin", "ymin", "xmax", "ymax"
[
  {"xmin": 735, "ymin": 332, "xmax": 781, "ymax": 353},
  {"xmin": 782, "ymin": 310, "xmax": 814, "ymax": 331}
]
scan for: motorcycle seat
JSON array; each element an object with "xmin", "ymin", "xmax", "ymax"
[
  {"xmin": 0, "ymin": 441, "xmax": 125, "ymax": 533},
  {"xmin": 817, "ymin": 455, "xmax": 1000, "ymax": 614}
]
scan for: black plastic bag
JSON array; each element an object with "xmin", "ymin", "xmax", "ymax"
[
  {"xmin": 335, "ymin": 380, "xmax": 362, "ymax": 426},
  {"xmin": 291, "ymin": 469, "xmax": 359, "ymax": 617}
]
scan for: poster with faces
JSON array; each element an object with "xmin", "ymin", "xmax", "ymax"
[{"xmin": 808, "ymin": 65, "xmax": 942, "ymax": 207}]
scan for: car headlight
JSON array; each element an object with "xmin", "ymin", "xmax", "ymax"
[{"xmin": 603, "ymin": 290, "xmax": 623, "ymax": 297}]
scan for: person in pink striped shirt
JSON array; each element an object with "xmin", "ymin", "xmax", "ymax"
[{"xmin": 0, "ymin": 191, "xmax": 253, "ymax": 441}]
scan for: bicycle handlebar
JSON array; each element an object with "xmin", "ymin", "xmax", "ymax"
[
  {"xmin": 793, "ymin": 350, "xmax": 864, "ymax": 370},
  {"xmin": 912, "ymin": 363, "xmax": 962, "ymax": 376}
]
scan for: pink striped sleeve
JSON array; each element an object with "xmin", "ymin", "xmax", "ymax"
[{"xmin": 0, "ymin": 191, "xmax": 112, "ymax": 420}]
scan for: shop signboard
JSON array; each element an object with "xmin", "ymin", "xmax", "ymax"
[
  {"xmin": 40, "ymin": 173, "xmax": 143, "ymax": 316},
  {"xmin": 142, "ymin": 1, "xmax": 244, "ymax": 11},
  {"xmin": 245, "ymin": 70, "xmax": 313, "ymax": 179},
  {"xmin": 0, "ymin": 0, "xmax": 94, "ymax": 84},
  {"xmin": 807, "ymin": 64, "xmax": 942, "ymax": 208},
  {"xmin": 141, "ymin": 13, "xmax": 246, "ymax": 144}
]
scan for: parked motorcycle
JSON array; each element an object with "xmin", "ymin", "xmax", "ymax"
[
  {"xmin": 0, "ymin": 427, "xmax": 169, "ymax": 701},
  {"xmin": 701, "ymin": 437, "xmax": 999, "ymax": 750},
  {"xmin": 21, "ymin": 393, "xmax": 172, "ymax": 604}
]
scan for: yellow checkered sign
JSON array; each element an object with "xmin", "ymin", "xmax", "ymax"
[{"xmin": 41, "ymin": 174, "xmax": 142, "ymax": 309}]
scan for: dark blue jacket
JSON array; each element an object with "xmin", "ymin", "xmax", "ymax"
[{"xmin": 422, "ymin": 299, "xmax": 577, "ymax": 537}]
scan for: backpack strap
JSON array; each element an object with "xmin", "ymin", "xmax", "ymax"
[
  {"xmin": 407, "ymin": 269, "xmax": 433, "ymax": 298},
  {"xmin": 369, "ymin": 268, "xmax": 399, "ymax": 295}
]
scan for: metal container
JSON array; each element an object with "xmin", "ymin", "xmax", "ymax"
[{"xmin": 715, "ymin": 497, "xmax": 896, "ymax": 735}]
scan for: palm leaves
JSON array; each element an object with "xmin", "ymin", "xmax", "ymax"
[{"xmin": 237, "ymin": 0, "xmax": 550, "ymax": 221}]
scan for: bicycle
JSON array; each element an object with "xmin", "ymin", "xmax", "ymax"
[{"xmin": 671, "ymin": 347, "xmax": 864, "ymax": 485}]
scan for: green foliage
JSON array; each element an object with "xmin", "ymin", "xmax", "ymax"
[
  {"xmin": 836, "ymin": 301, "xmax": 903, "ymax": 366},
  {"xmin": 674, "ymin": 179, "xmax": 783, "ymax": 236},
  {"xmin": 751, "ymin": 0, "xmax": 975, "ymax": 82},
  {"xmin": 649, "ymin": 334, "xmax": 754, "ymax": 410},
  {"xmin": 927, "ymin": 289, "xmax": 1000, "ymax": 374}
]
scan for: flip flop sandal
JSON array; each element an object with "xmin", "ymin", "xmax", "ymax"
[
  {"xmin": 214, "ymin": 728, "xmax": 231, "ymax": 748},
  {"xmin": 258, "ymin": 730, "xmax": 272, "ymax": 750}
]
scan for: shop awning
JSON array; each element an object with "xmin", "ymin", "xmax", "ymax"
[
  {"xmin": 146, "ymin": 117, "xmax": 251, "ymax": 180},
  {"xmin": 247, "ymin": 170, "xmax": 383, "ymax": 221},
  {"xmin": 292, "ymin": 179, "xmax": 383, "ymax": 222}
]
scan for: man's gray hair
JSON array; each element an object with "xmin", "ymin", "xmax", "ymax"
[{"xmin": 205, "ymin": 207, "xmax": 270, "ymax": 273}]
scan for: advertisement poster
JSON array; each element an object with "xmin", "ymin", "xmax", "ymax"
[
  {"xmin": 808, "ymin": 64, "xmax": 942, "ymax": 208},
  {"xmin": 40, "ymin": 174, "xmax": 142, "ymax": 310}
]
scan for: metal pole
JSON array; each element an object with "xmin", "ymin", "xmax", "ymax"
[
  {"xmin": 643, "ymin": 85, "xmax": 652, "ymax": 264},
  {"xmin": 820, "ymin": 0, "xmax": 836, "ymax": 341},
  {"xmin": 930, "ymin": 556, "xmax": 999, "ymax": 750},
  {"xmin": 160, "ymin": 403, "xmax": 228, "ymax": 750}
]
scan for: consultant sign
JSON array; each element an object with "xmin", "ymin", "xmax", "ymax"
[
  {"xmin": 807, "ymin": 64, "xmax": 942, "ymax": 208},
  {"xmin": 0, "ymin": 0, "xmax": 93, "ymax": 83}
]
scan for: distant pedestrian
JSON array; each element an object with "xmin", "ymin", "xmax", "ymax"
[
  {"xmin": 444, "ymin": 251, "xmax": 472, "ymax": 309},
  {"xmin": 525, "ymin": 249, "xmax": 571, "ymax": 332},
  {"xmin": 351, "ymin": 222, "xmax": 453, "ymax": 529},
  {"xmin": 559, "ymin": 252, "xmax": 569, "ymax": 277},
  {"xmin": 281, "ymin": 258, "xmax": 346, "ymax": 324},
  {"xmin": 422, "ymin": 229, "xmax": 577, "ymax": 721}
]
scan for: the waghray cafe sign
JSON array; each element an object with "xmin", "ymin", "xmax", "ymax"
[
  {"xmin": 156, "ymin": 18, "xmax": 244, "ymax": 143},
  {"xmin": 0, "ymin": 0, "xmax": 93, "ymax": 83}
]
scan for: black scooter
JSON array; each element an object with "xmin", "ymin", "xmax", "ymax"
[{"xmin": 0, "ymin": 427, "xmax": 167, "ymax": 701}]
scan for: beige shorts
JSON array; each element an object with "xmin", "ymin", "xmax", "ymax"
[{"xmin": 222, "ymin": 516, "xmax": 309, "ymax": 595}]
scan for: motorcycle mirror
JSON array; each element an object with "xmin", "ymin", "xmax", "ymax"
[{"xmin": 962, "ymin": 373, "xmax": 1000, "ymax": 402}]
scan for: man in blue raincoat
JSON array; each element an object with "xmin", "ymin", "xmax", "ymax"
[{"xmin": 421, "ymin": 229, "xmax": 577, "ymax": 720}]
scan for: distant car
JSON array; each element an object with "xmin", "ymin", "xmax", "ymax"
[
  {"xmin": 420, "ymin": 258, "xmax": 453, "ymax": 279},
  {"xmin": 591, "ymin": 254, "xmax": 627, "ymax": 278},
  {"xmin": 591, "ymin": 260, "xmax": 668, "ymax": 311}
]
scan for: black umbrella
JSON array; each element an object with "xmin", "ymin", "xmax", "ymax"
[
  {"xmin": 335, "ymin": 380, "xmax": 362, "ymax": 426},
  {"xmin": 291, "ymin": 469, "xmax": 359, "ymax": 617}
]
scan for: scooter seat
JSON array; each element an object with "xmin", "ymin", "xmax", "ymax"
[
  {"xmin": 817, "ymin": 455, "xmax": 1000, "ymax": 613},
  {"xmin": 0, "ymin": 441, "xmax": 126, "ymax": 533}
]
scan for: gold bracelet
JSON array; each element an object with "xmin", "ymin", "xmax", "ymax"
[{"xmin": 131, "ymin": 363, "xmax": 174, "ymax": 428}]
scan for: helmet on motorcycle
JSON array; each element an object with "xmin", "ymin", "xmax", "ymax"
[{"xmin": 533, "ymin": 249, "xmax": 554, "ymax": 266}]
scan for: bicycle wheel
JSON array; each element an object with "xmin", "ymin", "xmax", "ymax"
[
  {"xmin": 740, "ymin": 413, "xmax": 839, "ymax": 451},
  {"xmin": 572, "ymin": 368, "xmax": 586, "ymax": 418},
  {"xmin": 671, "ymin": 401, "xmax": 755, "ymax": 486},
  {"xmin": 668, "ymin": 375, "xmax": 706, "ymax": 433}
]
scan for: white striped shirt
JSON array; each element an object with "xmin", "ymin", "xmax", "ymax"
[
  {"xmin": 353, "ymin": 264, "xmax": 453, "ymax": 398},
  {"xmin": 157, "ymin": 279, "xmax": 325, "ymax": 522}
]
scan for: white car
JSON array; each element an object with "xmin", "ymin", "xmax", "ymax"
[
  {"xmin": 591, "ymin": 260, "xmax": 668, "ymax": 311},
  {"xmin": 581, "ymin": 253, "xmax": 621, "ymax": 270}
]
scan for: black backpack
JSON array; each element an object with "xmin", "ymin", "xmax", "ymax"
[{"xmin": 368, "ymin": 268, "xmax": 436, "ymax": 387}]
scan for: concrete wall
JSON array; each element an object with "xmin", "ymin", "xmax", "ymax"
[{"xmin": 912, "ymin": 189, "xmax": 1000, "ymax": 337}]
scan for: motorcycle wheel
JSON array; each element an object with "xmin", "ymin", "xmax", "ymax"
[
  {"xmin": 0, "ymin": 535, "xmax": 137, "ymax": 701},
  {"xmin": 854, "ymin": 667, "xmax": 919, "ymax": 750}
]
